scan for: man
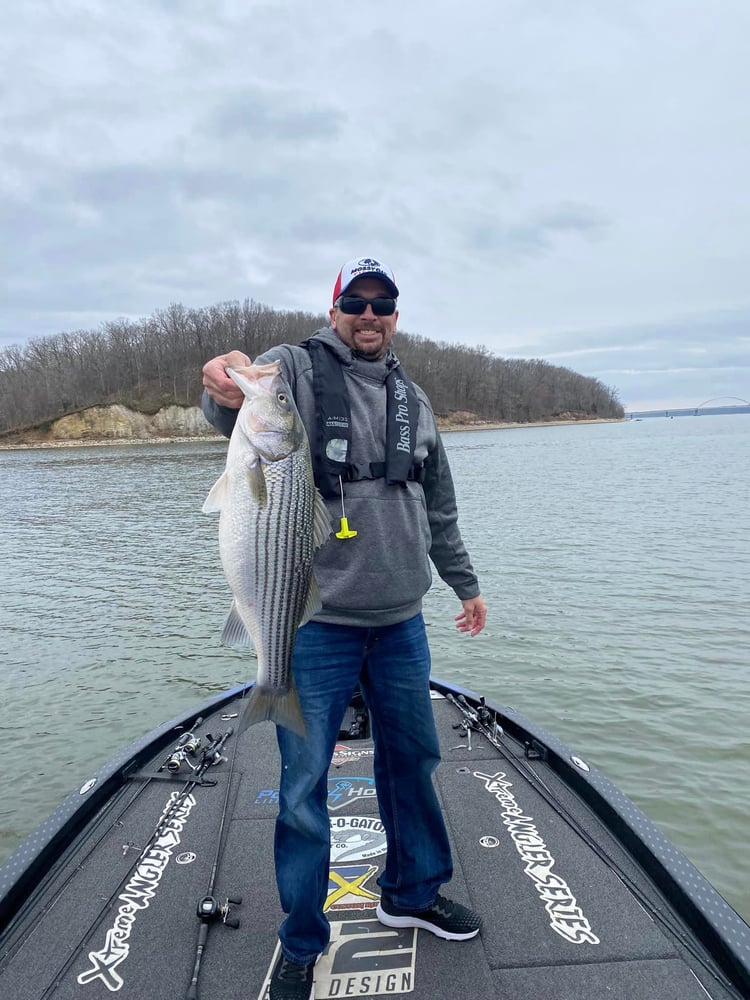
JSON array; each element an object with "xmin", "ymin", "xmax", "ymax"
[{"xmin": 202, "ymin": 256, "xmax": 487, "ymax": 1000}]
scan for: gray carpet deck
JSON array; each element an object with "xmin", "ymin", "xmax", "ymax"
[{"xmin": 0, "ymin": 687, "xmax": 743, "ymax": 999}]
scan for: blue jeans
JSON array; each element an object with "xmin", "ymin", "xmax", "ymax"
[{"xmin": 274, "ymin": 614, "xmax": 453, "ymax": 964}]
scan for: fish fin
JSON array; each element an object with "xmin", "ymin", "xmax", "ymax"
[
  {"xmin": 299, "ymin": 575, "xmax": 323, "ymax": 627},
  {"xmin": 312, "ymin": 489, "xmax": 332, "ymax": 549},
  {"xmin": 246, "ymin": 461, "xmax": 268, "ymax": 506},
  {"xmin": 237, "ymin": 683, "xmax": 307, "ymax": 738},
  {"xmin": 220, "ymin": 602, "xmax": 256, "ymax": 649},
  {"xmin": 202, "ymin": 471, "xmax": 229, "ymax": 513}
]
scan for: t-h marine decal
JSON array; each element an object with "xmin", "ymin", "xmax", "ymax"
[
  {"xmin": 473, "ymin": 770, "xmax": 600, "ymax": 944},
  {"xmin": 77, "ymin": 791, "xmax": 198, "ymax": 991}
]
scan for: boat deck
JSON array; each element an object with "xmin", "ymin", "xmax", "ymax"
[{"xmin": 1, "ymin": 682, "xmax": 747, "ymax": 999}]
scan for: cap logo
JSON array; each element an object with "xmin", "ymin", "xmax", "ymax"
[{"xmin": 350, "ymin": 258, "xmax": 388, "ymax": 279}]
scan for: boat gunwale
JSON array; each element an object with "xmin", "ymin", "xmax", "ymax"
[{"xmin": 0, "ymin": 681, "xmax": 252, "ymax": 936}]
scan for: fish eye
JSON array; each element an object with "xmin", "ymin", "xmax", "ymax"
[{"xmin": 277, "ymin": 392, "xmax": 288, "ymax": 403}]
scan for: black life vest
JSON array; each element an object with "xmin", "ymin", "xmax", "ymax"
[{"xmin": 300, "ymin": 338, "xmax": 424, "ymax": 499}]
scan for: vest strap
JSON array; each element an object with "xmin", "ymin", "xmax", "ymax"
[{"xmin": 300, "ymin": 338, "xmax": 420, "ymax": 497}]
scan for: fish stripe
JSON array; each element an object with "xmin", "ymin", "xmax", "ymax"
[{"xmin": 252, "ymin": 451, "xmax": 315, "ymax": 688}]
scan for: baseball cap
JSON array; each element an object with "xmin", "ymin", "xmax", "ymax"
[{"xmin": 332, "ymin": 257, "xmax": 399, "ymax": 304}]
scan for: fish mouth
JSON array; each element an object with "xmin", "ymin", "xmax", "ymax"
[
  {"xmin": 227, "ymin": 362, "xmax": 281, "ymax": 395},
  {"xmin": 229, "ymin": 361, "xmax": 281, "ymax": 381}
]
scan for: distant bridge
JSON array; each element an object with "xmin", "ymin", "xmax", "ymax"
[
  {"xmin": 627, "ymin": 397, "xmax": 750, "ymax": 419},
  {"xmin": 696, "ymin": 396, "xmax": 750, "ymax": 408}
]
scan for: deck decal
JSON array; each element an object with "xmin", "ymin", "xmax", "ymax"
[
  {"xmin": 259, "ymin": 926, "xmax": 416, "ymax": 1000},
  {"xmin": 325, "ymin": 864, "xmax": 380, "ymax": 911},
  {"xmin": 254, "ymin": 788, "xmax": 279, "ymax": 805},
  {"xmin": 328, "ymin": 776, "xmax": 377, "ymax": 811},
  {"xmin": 77, "ymin": 790, "xmax": 198, "ymax": 991},
  {"xmin": 332, "ymin": 743, "xmax": 375, "ymax": 768},
  {"xmin": 330, "ymin": 816, "xmax": 387, "ymax": 862},
  {"xmin": 479, "ymin": 835, "xmax": 500, "ymax": 848},
  {"xmin": 319, "ymin": 920, "xmax": 416, "ymax": 997},
  {"xmin": 473, "ymin": 770, "xmax": 600, "ymax": 945},
  {"xmin": 254, "ymin": 777, "xmax": 378, "ymax": 812}
]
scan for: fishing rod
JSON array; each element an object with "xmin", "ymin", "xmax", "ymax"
[
  {"xmin": 186, "ymin": 727, "xmax": 242, "ymax": 1000},
  {"xmin": 40, "ymin": 726, "xmax": 234, "ymax": 1000},
  {"xmin": 445, "ymin": 692, "xmax": 504, "ymax": 749}
]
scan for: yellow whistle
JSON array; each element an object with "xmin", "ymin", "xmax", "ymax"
[{"xmin": 335, "ymin": 517, "xmax": 358, "ymax": 539}]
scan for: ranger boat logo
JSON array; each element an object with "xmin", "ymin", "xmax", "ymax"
[{"xmin": 473, "ymin": 771, "xmax": 600, "ymax": 945}]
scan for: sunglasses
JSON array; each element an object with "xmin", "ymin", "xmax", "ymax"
[{"xmin": 337, "ymin": 295, "xmax": 397, "ymax": 316}]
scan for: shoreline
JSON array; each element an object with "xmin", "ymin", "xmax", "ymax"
[
  {"xmin": 439, "ymin": 416, "xmax": 625, "ymax": 433},
  {"xmin": 0, "ymin": 417, "xmax": 625, "ymax": 451}
]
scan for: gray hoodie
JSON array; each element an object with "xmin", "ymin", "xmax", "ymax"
[{"xmin": 202, "ymin": 327, "xmax": 480, "ymax": 627}]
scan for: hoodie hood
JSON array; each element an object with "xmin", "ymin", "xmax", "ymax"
[{"xmin": 310, "ymin": 327, "xmax": 399, "ymax": 383}]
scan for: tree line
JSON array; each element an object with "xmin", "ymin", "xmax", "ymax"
[{"xmin": 0, "ymin": 299, "xmax": 623, "ymax": 435}]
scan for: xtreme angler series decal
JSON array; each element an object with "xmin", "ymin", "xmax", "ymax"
[
  {"xmin": 77, "ymin": 790, "xmax": 197, "ymax": 991},
  {"xmin": 474, "ymin": 770, "xmax": 599, "ymax": 944}
]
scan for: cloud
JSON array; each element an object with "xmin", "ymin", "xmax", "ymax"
[{"xmin": 1, "ymin": 0, "xmax": 749, "ymax": 410}]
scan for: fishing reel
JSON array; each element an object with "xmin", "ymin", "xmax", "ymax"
[
  {"xmin": 163, "ymin": 731, "xmax": 203, "ymax": 772},
  {"xmin": 197, "ymin": 893, "xmax": 243, "ymax": 930},
  {"xmin": 201, "ymin": 732, "xmax": 229, "ymax": 766}
]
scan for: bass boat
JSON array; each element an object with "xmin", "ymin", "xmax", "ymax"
[{"xmin": 1, "ymin": 679, "xmax": 748, "ymax": 999}]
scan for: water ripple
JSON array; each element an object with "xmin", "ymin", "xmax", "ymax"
[{"xmin": 1, "ymin": 423, "xmax": 748, "ymax": 920}]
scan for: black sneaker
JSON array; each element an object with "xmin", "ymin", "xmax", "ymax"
[
  {"xmin": 269, "ymin": 953, "xmax": 316, "ymax": 1000},
  {"xmin": 376, "ymin": 892, "xmax": 481, "ymax": 940}
]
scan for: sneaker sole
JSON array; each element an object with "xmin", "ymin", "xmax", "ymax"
[{"xmin": 376, "ymin": 903, "xmax": 480, "ymax": 941}]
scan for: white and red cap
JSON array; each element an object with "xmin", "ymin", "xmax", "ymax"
[{"xmin": 332, "ymin": 257, "xmax": 399, "ymax": 304}]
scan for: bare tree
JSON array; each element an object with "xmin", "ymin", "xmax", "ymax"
[{"xmin": 0, "ymin": 300, "xmax": 624, "ymax": 437}]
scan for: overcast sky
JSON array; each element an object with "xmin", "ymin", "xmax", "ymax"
[{"xmin": 2, "ymin": 1, "xmax": 749, "ymax": 411}]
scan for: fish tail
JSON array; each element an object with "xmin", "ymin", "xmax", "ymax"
[{"xmin": 237, "ymin": 683, "xmax": 307, "ymax": 739}]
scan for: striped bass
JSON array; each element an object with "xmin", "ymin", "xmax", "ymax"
[{"xmin": 202, "ymin": 361, "xmax": 331, "ymax": 737}]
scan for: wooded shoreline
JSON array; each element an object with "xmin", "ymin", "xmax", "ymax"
[{"xmin": 0, "ymin": 416, "xmax": 625, "ymax": 450}]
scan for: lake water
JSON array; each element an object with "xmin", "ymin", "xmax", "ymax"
[{"xmin": 1, "ymin": 415, "xmax": 748, "ymax": 921}]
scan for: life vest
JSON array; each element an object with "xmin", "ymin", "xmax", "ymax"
[{"xmin": 300, "ymin": 338, "xmax": 425, "ymax": 499}]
